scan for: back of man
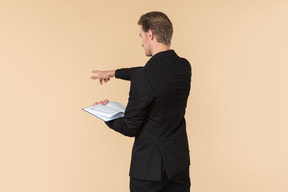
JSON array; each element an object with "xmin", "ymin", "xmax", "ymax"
[
  {"xmin": 127, "ymin": 49, "xmax": 191, "ymax": 181},
  {"xmin": 91, "ymin": 11, "xmax": 191, "ymax": 192}
]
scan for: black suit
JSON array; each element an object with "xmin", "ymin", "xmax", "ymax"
[{"xmin": 106, "ymin": 50, "xmax": 191, "ymax": 183}]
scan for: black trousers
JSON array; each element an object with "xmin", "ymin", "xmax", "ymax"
[{"xmin": 130, "ymin": 167, "xmax": 190, "ymax": 192}]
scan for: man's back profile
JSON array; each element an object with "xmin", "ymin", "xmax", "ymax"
[{"xmin": 91, "ymin": 11, "xmax": 191, "ymax": 192}]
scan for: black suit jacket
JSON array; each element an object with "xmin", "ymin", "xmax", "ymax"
[{"xmin": 106, "ymin": 50, "xmax": 191, "ymax": 181}]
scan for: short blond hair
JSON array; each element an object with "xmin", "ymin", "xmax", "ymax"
[{"xmin": 138, "ymin": 11, "xmax": 173, "ymax": 45}]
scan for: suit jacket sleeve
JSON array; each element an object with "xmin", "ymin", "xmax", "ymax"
[
  {"xmin": 115, "ymin": 67, "xmax": 143, "ymax": 81},
  {"xmin": 105, "ymin": 69, "xmax": 153, "ymax": 137}
]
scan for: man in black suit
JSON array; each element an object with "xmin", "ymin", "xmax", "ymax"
[{"xmin": 91, "ymin": 11, "xmax": 191, "ymax": 192}]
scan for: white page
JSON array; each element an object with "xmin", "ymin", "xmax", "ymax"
[
  {"xmin": 82, "ymin": 101, "xmax": 126, "ymax": 121},
  {"xmin": 106, "ymin": 101, "xmax": 126, "ymax": 112},
  {"xmin": 89, "ymin": 104, "xmax": 119, "ymax": 117},
  {"xmin": 94, "ymin": 112, "xmax": 124, "ymax": 122}
]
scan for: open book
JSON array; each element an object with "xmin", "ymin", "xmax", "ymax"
[{"xmin": 82, "ymin": 101, "xmax": 126, "ymax": 122}]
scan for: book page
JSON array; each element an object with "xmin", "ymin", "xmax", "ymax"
[
  {"xmin": 92, "ymin": 111, "xmax": 124, "ymax": 122},
  {"xmin": 89, "ymin": 104, "xmax": 119, "ymax": 117},
  {"xmin": 82, "ymin": 101, "xmax": 126, "ymax": 121},
  {"xmin": 106, "ymin": 101, "xmax": 126, "ymax": 113}
]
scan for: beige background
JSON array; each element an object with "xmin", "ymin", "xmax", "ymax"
[{"xmin": 1, "ymin": 0, "xmax": 287, "ymax": 192}]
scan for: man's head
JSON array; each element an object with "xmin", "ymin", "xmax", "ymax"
[{"xmin": 138, "ymin": 11, "xmax": 173, "ymax": 56}]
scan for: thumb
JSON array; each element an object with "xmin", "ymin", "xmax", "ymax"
[{"xmin": 91, "ymin": 76, "xmax": 100, "ymax": 79}]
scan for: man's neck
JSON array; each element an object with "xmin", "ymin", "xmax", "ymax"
[{"xmin": 151, "ymin": 43, "xmax": 171, "ymax": 56}]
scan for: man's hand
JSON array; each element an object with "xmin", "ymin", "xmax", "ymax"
[
  {"xmin": 93, "ymin": 99, "xmax": 109, "ymax": 106},
  {"xmin": 91, "ymin": 70, "xmax": 116, "ymax": 85}
]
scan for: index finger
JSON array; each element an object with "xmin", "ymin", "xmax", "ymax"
[{"xmin": 92, "ymin": 70, "xmax": 100, "ymax": 74}]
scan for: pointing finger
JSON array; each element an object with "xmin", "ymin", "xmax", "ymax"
[{"xmin": 92, "ymin": 70, "xmax": 100, "ymax": 73}]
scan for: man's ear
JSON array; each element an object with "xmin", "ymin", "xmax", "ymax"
[{"xmin": 147, "ymin": 29, "xmax": 154, "ymax": 41}]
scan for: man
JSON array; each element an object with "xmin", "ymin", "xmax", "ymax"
[{"xmin": 91, "ymin": 11, "xmax": 192, "ymax": 192}]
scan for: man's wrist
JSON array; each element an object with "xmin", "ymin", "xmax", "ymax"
[{"xmin": 110, "ymin": 70, "xmax": 116, "ymax": 77}]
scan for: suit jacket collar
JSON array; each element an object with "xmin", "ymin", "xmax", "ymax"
[{"xmin": 146, "ymin": 50, "xmax": 176, "ymax": 66}]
